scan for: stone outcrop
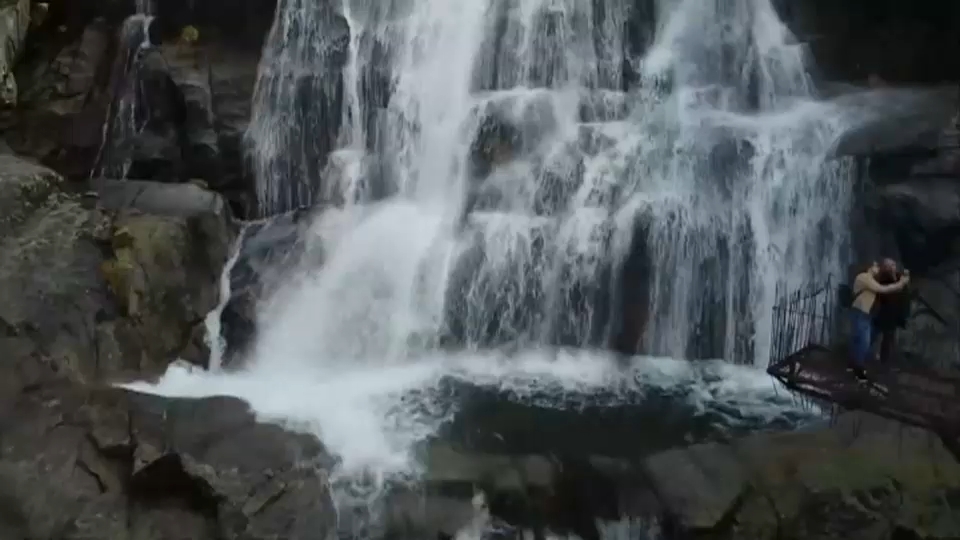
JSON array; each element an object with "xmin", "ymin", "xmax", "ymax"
[
  {"xmin": 779, "ymin": 0, "xmax": 960, "ymax": 85},
  {"xmin": 397, "ymin": 412, "xmax": 960, "ymax": 540},
  {"xmin": 6, "ymin": 17, "xmax": 113, "ymax": 178},
  {"xmin": 2, "ymin": 5, "xmax": 263, "ymax": 216},
  {"xmin": 0, "ymin": 153, "xmax": 338, "ymax": 539},
  {"xmin": 830, "ymin": 86, "xmax": 958, "ymax": 160},
  {"xmin": 0, "ymin": 154, "xmax": 232, "ymax": 380},
  {"xmin": 0, "ymin": 0, "xmax": 31, "ymax": 106},
  {"xmin": 220, "ymin": 206, "xmax": 318, "ymax": 366},
  {"xmin": 643, "ymin": 412, "xmax": 960, "ymax": 539},
  {"xmin": 0, "ymin": 382, "xmax": 335, "ymax": 540}
]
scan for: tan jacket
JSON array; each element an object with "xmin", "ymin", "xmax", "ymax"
[{"xmin": 852, "ymin": 271, "xmax": 909, "ymax": 314}]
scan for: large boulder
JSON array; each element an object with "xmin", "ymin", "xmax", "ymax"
[
  {"xmin": 5, "ymin": 18, "xmax": 113, "ymax": 178},
  {"xmin": 0, "ymin": 376, "xmax": 336, "ymax": 540},
  {"xmin": 0, "ymin": 155, "xmax": 232, "ymax": 382},
  {"xmin": 644, "ymin": 412, "xmax": 960, "ymax": 538},
  {"xmin": 0, "ymin": 153, "xmax": 338, "ymax": 539},
  {"xmin": 829, "ymin": 86, "xmax": 957, "ymax": 161}
]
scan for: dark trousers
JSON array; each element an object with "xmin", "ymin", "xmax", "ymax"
[{"xmin": 872, "ymin": 324, "xmax": 897, "ymax": 364}]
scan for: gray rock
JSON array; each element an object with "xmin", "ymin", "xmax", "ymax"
[
  {"xmin": 642, "ymin": 412, "xmax": 960, "ymax": 537},
  {"xmin": 0, "ymin": 0, "xmax": 31, "ymax": 106},
  {"xmin": 221, "ymin": 207, "xmax": 317, "ymax": 366},
  {"xmin": 1, "ymin": 155, "xmax": 232, "ymax": 380},
  {"xmin": 829, "ymin": 86, "xmax": 958, "ymax": 158},
  {"xmin": 162, "ymin": 43, "xmax": 221, "ymax": 181},
  {"xmin": 858, "ymin": 176, "xmax": 960, "ymax": 367},
  {"xmin": 94, "ymin": 177, "xmax": 228, "ymax": 219},
  {"xmin": 876, "ymin": 177, "xmax": 960, "ymax": 236},
  {"xmin": 0, "ymin": 381, "xmax": 337, "ymax": 540},
  {"xmin": 0, "ymin": 153, "xmax": 339, "ymax": 539},
  {"xmin": 5, "ymin": 18, "xmax": 112, "ymax": 178},
  {"xmin": 643, "ymin": 441, "xmax": 747, "ymax": 530}
]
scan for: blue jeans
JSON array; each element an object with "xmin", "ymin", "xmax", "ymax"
[{"xmin": 849, "ymin": 309, "xmax": 872, "ymax": 367}]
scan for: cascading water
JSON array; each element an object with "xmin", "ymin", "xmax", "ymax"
[
  {"xmin": 92, "ymin": 12, "xmax": 156, "ymax": 178},
  {"xmin": 247, "ymin": 0, "xmax": 854, "ymax": 363},
  {"xmin": 132, "ymin": 0, "xmax": 870, "ymax": 537},
  {"xmin": 204, "ymin": 226, "xmax": 250, "ymax": 371},
  {"xmin": 633, "ymin": 0, "xmax": 855, "ymax": 361}
]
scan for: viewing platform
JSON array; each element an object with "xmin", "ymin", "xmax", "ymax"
[
  {"xmin": 768, "ymin": 344, "xmax": 960, "ymax": 435},
  {"xmin": 766, "ymin": 278, "xmax": 960, "ymax": 458}
]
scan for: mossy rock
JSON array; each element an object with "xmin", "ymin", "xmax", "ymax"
[
  {"xmin": 726, "ymin": 420, "xmax": 960, "ymax": 539},
  {"xmin": 179, "ymin": 25, "xmax": 199, "ymax": 44},
  {"xmin": 0, "ymin": 154, "xmax": 63, "ymax": 233},
  {"xmin": 100, "ymin": 254, "xmax": 138, "ymax": 316},
  {"xmin": 111, "ymin": 225, "xmax": 136, "ymax": 251}
]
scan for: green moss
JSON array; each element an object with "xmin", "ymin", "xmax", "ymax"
[
  {"xmin": 111, "ymin": 226, "xmax": 136, "ymax": 251},
  {"xmin": 796, "ymin": 446, "xmax": 960, "ymax": 493},
  {"xmin": 729, "ymin": 448, "xmax": 960, "ymax": 539},
  {"xmin": 100, "ymin": 256, "xmax": 136, "ymax": 316}
]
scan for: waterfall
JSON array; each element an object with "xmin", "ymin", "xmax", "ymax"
[
  {"xmin": 246, "ymin": 0, "xmax": 854, "ymax": 366},
  {"xmin": 136, "ymin": 0, "xmax": 155, "ymax": 14},
  {"xmin": 204, "ymin": 226, "xmax": 250, "ymax": 371},
  {"xmin": 634, "ymin": 0, "xmax": 854, "ymax": 361},
  {"xmin": 133, "ymin": 0, "xmax": 861, "ymax": 536},
  {"xmin": 245, "ymin": 0, "xmax": 351, "ymax": 215},
  {"xmin": 91, "ymin": 12, "xmax": 155, "ymax": 179}
]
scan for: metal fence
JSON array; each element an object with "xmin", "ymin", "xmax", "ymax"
[{"xmin": 768, "ymin": 276, "xmax": 842, "ymax": 369}]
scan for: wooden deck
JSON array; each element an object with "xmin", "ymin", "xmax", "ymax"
[{"xmin": 767, "ymin": 344, "xmax": 960, "ymax": 437}]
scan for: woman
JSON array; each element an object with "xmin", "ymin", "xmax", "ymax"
[{"xmin": 849, "ymin": 262, "xmax": 910, "ymax": 379}]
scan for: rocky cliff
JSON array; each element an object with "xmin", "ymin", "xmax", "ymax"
[{"xmin": 0, "ymin": 153, "xmax": 337, "ymax": 539}]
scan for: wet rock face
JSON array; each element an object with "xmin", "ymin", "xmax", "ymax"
[
  {"xmin": 390, "ymin": 412, "xmax": 960, "ymax": 540},
  {"xmin": 0, "ymin": 156, "xmax": 232, "ymax": 379},
  {"xmin": 839, "ymin": 85, "xmax": 960, "ymax": 368},
  {"xmin": 0, "ymin": 154, "xmax": 338, "ymax": 539},
  {"xmin": 218, "ymin": 206, "xmax": 321, "ymax": 366},
  {"xmin": 0, "ymin": 382, "xmax": 335, "ymax": 540},
  {"xmin": 854, "ymin": 167, "xmax": 960, "ymax": 367},
  {"xmin": 2, "ymin": 4, "xmax": 266, "ymax": 216},
  {"xmin": 778, "ymin": 0, "xmax": 960, "ymax": 85},
  {"xmin": 5, "ymin": 17, "xmax": 112, "ymax": 179},
  {"xmin": 152, "ymin": 0, "xmax": 276, "ymax": 49},
  {"xmin": 643, "ymin": 413, "xmax": 960, "ymax": 539}
]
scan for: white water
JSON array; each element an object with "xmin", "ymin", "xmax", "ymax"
[
  {"xmin": 204, "ymin": 226, "xmax": 249, "ymax": 371},
  {"xmin": 92, "ymin": 14, "xmax": 155, "ymax": 179},
  {"xmin": 128, "ymin": 348, "xmax": 815, "ymax": 477},
  {"xmin": 130, "ymin": 0, "xmax": 872, "ymax": 537},
  {"xmin": 245, "ymin": 0, "xmax": 859, "ymax": 362}
]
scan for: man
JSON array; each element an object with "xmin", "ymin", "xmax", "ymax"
[
  {"xmin": 871, "ymin": 258, "xmax": 911, "ymax": 365},
  {"xmin": 849, "ymin": 261, "xmax": 910, "ymax": 379}
]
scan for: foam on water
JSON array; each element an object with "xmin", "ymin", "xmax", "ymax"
[{"xmin": 127, "ymin": 347, "xmax": 816, "ymax": 480}]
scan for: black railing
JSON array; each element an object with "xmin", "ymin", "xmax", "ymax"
[{"xmin": 769, "ymin": 276, "xmax": 842, "ymax": 369}]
